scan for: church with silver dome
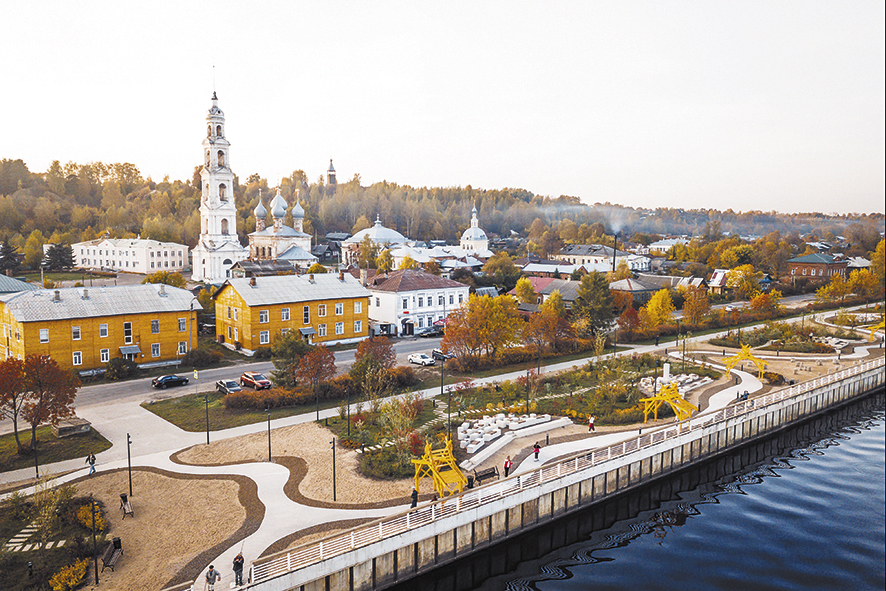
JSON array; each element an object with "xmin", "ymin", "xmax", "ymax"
[
  {"xmin": 459, "ymin": 205, "xmax": 489, "ymax": 252},
  {"xmin": 248, "ymin": 188, "xmax": 316, "ymax": 267}
]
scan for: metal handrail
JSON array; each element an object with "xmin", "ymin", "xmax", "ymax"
[{"xmin": 251, "ymin": 356, "xmax": 884, "ymax": 583}]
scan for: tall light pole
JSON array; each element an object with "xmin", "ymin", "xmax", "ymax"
[
  {"xmin": 525, "ymin": 367, "xmax": 531, "ymax": 414},
  {"xmin": 330, "ymin": 438, "xmax": 336, "ymax": 501},
  {"xmin": 266, "ymin": 406, "xmax": 271, "ymax": 462},
  {"xmin": 203, "ymin": 394, "xmax": 210, "ymax": 445},
  {"xmin": 127, "ymin": 433, "xmax": 132, "ymax": 497},
  {"xmin": 91, "ymin": 495, "xmax": 99, "ymax": 585}
]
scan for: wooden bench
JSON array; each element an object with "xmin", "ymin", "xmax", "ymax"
[
  {"xmin": 473, "ymin": 466, "xmax": 499, "ymax": 486},
  {"xmin": 120, "ymin": 494, "xmax": 134, "ymax": 519},
  {"xmin": 101, "ymin": 537, "xmax": 123, "ymax": 572}
]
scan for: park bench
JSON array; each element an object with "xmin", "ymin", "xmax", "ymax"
[
  {"xmin": 101, "ymin": 537, "xmax": 123, "ymax": 572},
  {"xmin": 472, "ymin": 466, "xmax": 499, "ymax": 486},
  {"xmin": 120, "ymin": 493, "xmax": 134, "ymax": 519}
]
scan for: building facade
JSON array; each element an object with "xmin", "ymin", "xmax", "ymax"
[
  {"xmin": 191, "ymin": 92, "xmax": 249, "ymax": 283},
  {"xmin": 366, "ymin": 269, "xmax": 470, "ymax": 336},
  {"xmin": 248, "ymin": 188, "xmax": 314, "ymax": 263},
  {"xmin": 788, "ymin": 253, "xmax": 848, "ymax": 280},
  {"xmin": 0, "ymin": 284, "xmax": 200, "ymax": 372},
  {"xmin": 72, "ymin": 238, "xmax": 188, "ymax": 274},
  {"xmin": 213, "ymin": 272, "xmax": 370, "ymax": 352}
]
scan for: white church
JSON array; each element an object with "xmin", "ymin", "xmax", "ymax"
[{"xmin": 191, "ymin": 93, "xmax": 249, "ymax": 283}]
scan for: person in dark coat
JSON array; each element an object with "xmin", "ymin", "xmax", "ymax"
[
  {"xmin": 233, "ymin": 553, "xmax": 244, "ymax": 586},
  {"xmin": 410, "ymin": 488, "xmax": 419, "ymax": 508},
  {"xmin": 533, "ymin": 443, "xmax": 541, "ymax": 461}
]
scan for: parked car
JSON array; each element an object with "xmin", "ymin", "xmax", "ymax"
[
  {"xmin": 240, "ymin": 371, "xmax": 272, "ymax": 389},
  {"xmin": 408, "ymin": 353, "xmax": 436, "ymax": 366},
  {"xmin": 725, "ymin": 304, "xmax": 741, "ymax": 312},
  {"xmin": 151, "ymin": 374, "xmax": 189, "ymax": 389},
  {"xmin": 216, "ymin": 379, "xmax": 242, "ymax": 394},
  {"xmin": 417, "ymin": 325, "xmax": 444, "ymax": 338}
]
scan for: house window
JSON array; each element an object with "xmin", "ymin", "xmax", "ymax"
[
  {"xmin": 152, "ymin": 343, "xmax": 160, "ymax": 357},
  {"xmin": 303, "ymin": 306, "xmax": 310, "ymax": 324},
  {"xmin": 355, "ymin": 301, "xmax": 362, "ymax": 314},
  {"xmin": 228, "ymin": 326, "xmax": 232, "ymax": 339},
  {"xmin": 318, "ymin": 305, "xmax": 327, "ymax": 317},
  {"xmin": 282, "ymin": 308, "xmax": 290, "ymax": 321},
  {"xmin": 260, "ymin": 310, "xmax": 269, "ymax": 323},
  {"xmin": 402, "ymin": 298, "xmax": 409, "ymax": 309},
  {"xmin": 178, "ymin": 341, "xmax": 188, "ymax": 354},
  {"xmin": 335, "ymin": 303, "xmax": 344, "ymax": 315},
  {"xmin": 335, "ymin": 322, "xmax": 344, "ymax": 335},
  {"xmin": 151, "ymin": 319, "xmax": 160, "ymax": 334},
  {"xmin": 375, "ymin": 297, "xmax": 380, "ymax": 307},
  {"xmin": 227, "ymin": 306, "xmax": 232, "ymax": 319},
  {"xmin": 438, "ymin": 295, "xmax": 444, "ymax": 306},
  {"xmin": 281, "ymin": 328, "xmax": 290, "ymax": 336},
  {"xmin": 354, "ymin": 320, "xmax": 362, "ymax": 333},
  {"xmin": 418, "ymin": 297, "xmax": 424, "ymax": 308},
  {"xmin": 260, "ymin": 331, "xmax": 270, "ymax": 344},
  {"xmin": 418, "ymin": 317, "xmax": 424, "ymax": 328},
  {"xmin": 318, "ymin": 324, "xmax": 327, "ymax": 337},
  {"xmin": 458, "ymin": 294, "xmax": 464, "ymax": 304},
  {"xmin": 179, "ymin": 318, "xmax": 187, "ymax": 332},
  {"xmin": 40, "ymin": 328, "xmax": 49, "ymax": 343},
  {"xmin": 72, "ymin": 326, "xmax": 81, "ymax": 340},
  {"xmin": 100, "ymin": 349, "xmax": 109, "ymax": 363},
  {"xmin": 449, "ymin": 294, "xmax": 454, "ymax": 305},
  {"xmin": 123, "ymin": 322, "xmax": 133, "ymax": 344},
  {"xmin": 802, "ymin": 268, "xmax": 806, "ymax": 276},
  {"xmin": 233, "ymin": 309, "xmax": 238, "ymax": 321},
  {"xmin": 72, "ymin": 351, "xmax": 82, "ymax": 366}
]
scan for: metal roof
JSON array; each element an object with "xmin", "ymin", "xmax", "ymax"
[
  {"xmin": 0, "ymin": 275, "xmax": 39, "ymax": 294},
  {"xmin": 1, "ymin": 284, "xmax": 202, "ymax": 323},
  {"xmin": 218, "ymin": 273, "xmax": 370, "ymax": 306}
]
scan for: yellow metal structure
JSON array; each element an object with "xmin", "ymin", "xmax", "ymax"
[
  {"xmin": 639, "ymin": 382, "xmax": 698, "ymax": 423},
  {"xmin": 412, "ymin": 438, "xmax": 467, "ymax": 499},
  {"xmin": 724, "ymin": 343, "xmax": 768, "ymax": 379},
  {"xmin": 869, "ymin": 317, "xmax": 885, "ymax": 341}
]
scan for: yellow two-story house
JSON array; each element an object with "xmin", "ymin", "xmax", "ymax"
[
  {"xmin": 213, "ymin": 272, "xmax": 370, "ymax": 351},
  {"xmin": 0, "ymin": 284, "xmax": 200, "ymax": 372}
]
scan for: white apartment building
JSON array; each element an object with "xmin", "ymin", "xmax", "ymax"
[
  {"xmin": 73, "ymin": 238, "xmax": 188, "ymax": 274},
  {"xmin": 366, "ymin": 269, "xmax": 470, "ymax": 336}
]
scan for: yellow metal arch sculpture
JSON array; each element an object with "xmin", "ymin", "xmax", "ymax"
[
  {"xmin": 724, "ymin": 343, "xmax": 768, "ymax": 379},
  {"xmin": 639, "ymin": 382, "xmax": 698, "ymax": 424},
  {"xmin": 869, "ymin": 317, "xmax": 885, "ymax": 342},
  {"xmin": 412, "ymin": 438, "xmax": 468, "ymax": 499}
]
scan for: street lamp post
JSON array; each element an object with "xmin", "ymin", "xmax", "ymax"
[
  {"xmin": 33, "ymin": 438, "xmax": 38, "ymax": 478},
  {"xmin": 91, "ymin": 495, "xmax": 99, "ymax": 585},
  {"xmin": 127, "ymin": 433, "xmax": 132, "ymax": 497},
  {"xmin": 346, "ymin": 389, "xmax": 351, "ymax": 438},
  {"xmin": 525, "ymin": 367, "xmax": 531, "ymax": 414},
  {"xmin": 203, "ymin": 394, "xmax": 210, "ymax": 445},
  {"xmin": 330, "ymin": 438, "xmax": 336, "ymax": 501},
  {"xmin": 266, "ymin": 406, "xmax": 271, "ymax": 462}
]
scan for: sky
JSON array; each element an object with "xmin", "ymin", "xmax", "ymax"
[{"xmin": 2, "ymin": 1, "xmax": 883, "ymax": 215}]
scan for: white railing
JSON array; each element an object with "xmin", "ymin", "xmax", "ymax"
[{"xmin": 251, "ymin": 356, "xmax": 884, "ymax": 584}]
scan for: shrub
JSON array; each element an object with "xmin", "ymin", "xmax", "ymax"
[
  {"xmin": 359, "ymin": 446, "xmax": 416, "ymax": 479},
  {"xmin": 76, "ymin": 504, "xmax": 106, "ymax": 532},
  {"xmin": 252, "ymin": 347, "xmax": 273, "ymax": 360},
  {"xmin": 183, "ymin": 348, "xmax": 223, "ymax": 368},
  {"xmin": 763, "ymin": 371, "xmax": 785, "ymax": 386},
  {"xmin": 388, "ymin": 365, "xmax": 417, "ymax": 388},
  {"xmin": 4, "ymin": 490, "xmax": 32, "ymax": 521},
  {"xmin": 323, "ymin": 375, "xmax": 357, "ymax": 400},
  {"xmin": 49, "ymin": 558, "xmax": 89, "ymax": 591},
  {"xmin": 105, "ymin": 357, "xmax": 138, "ymax": 380}
]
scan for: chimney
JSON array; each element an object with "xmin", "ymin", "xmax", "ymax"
[
  {"xmin": 360, "ymin": 268, "xmax": 367, "ymax": 286},
  {"xmin": 53, "ymin": 290, "xmax": 60, "ymax": 302},
  {"xmin": 82, "ymin": 289, "xmax": 89, "ymax": 300},
  {"xmin": 309, "ymin": 274, "xmax": 315, "ymax": 283},
  {"xmin": 159, "ymin": 283, "xmax": 166, "ymax": 296},
  {"xmin": 249, "ymin": 277, "xmax": 257, "ymax": 287},
  {"xmin": 339, "ymin": 271, "xmax": 345, "ymax": 282}
]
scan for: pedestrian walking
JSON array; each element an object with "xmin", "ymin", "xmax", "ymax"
[
  {"xmin": 504, "ymin": 456, "xmax": 512, "ymax": 477},
  {"xmin": 232, "ymin": 553, "xmax": 244, "ymax": 586},
  {"xmin": 410, "ymin": 487, "xmax": 418, "ymax": 508},
  {"xmin": 533, "ymin": 443, "xmax": 541, "ymax": 461},
  {"xmin": 85, "ymin": 453, "xmax": 96, "ymax": 475},
  {"xmin": 205, "ymin": 565, "xmax": 221, "ymax": 591},
  {"xmin": 588, "ymin": 415, "xmax": 596, "ymax": 433}
]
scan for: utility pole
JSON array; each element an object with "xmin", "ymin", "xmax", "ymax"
[
  {"xmin": 91, "ymin": 495, "xmax": 99, "ymax": 585},
  {"xmin": 266, "ymin": 406, "xmax": 272, "ymax": 462},
  {"xmin": 127, "ymin": 433, "xmax": 133, "ymax": 497},
  {"xmin": 331, "ymin": 438, "xmax": 337, "ymax": 501}
]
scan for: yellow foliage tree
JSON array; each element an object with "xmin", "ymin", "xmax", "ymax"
[
  {"xmin": 514, "ymin": 276, "xmax": 536, "ymax": 304},
  {"xmin": 682, "ymin": 286, "xmax": 710, "ymax": 326},
  {"xmin": 816, "ymin": 273, "xmax": 849, "ymax": 303},
  {"xmin": 642, "ymin": 289, "xmax": 675, "ymax": 329},
  {"xmin": 727, "ymin": 264, "xmax": 762, "ymax": 300},
  {"xmin": 398, "ymin": 255, "xmax": 419, "ymax": 270}
]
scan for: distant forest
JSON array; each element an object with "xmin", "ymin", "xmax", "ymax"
[{"xmin": 0, "ymin": 157, "xmax": 883, "ymax": 269}]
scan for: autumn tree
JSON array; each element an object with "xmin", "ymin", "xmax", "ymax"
[
  {"xmin": 0, "ymin": 358, "xmax": 27, "ymax": 453},
  {"xmin": 482, "ymin": 252, "xmax": 521, "ymax": 292},
  {"xmin": 350, "ymin": 336, "xmax": 396, "ymax": 384},
  {"xmin": 572, "ymin": 272, "xmax": 615, "ymax": 335},
  {"xmin": 871, "ymin": 239, "xmax": 885, "ymax": 288},
  {"xmin": 727, "ymin": 264, "xmax": 763, "ymax": 300},
  {"xmin": 20, "ymin": 355, "xmax": 79, "ymax": 451},
  {"xmin": 270, "ymin": 332, "xmax": 315, "ymax": 387},
  {"xmin": 750, "ymin": 290, "xmax": 782, "ymax": 318},
  {"xmin": 514, "ymin": 276, "xmax": 536, "ymax": 304},
  {"xmin": 442, "ymin": 294, "xmax": 521, "ymax": 360},
  {"xmin": 351, "ymin": 215, "xmax": 372, "ymax": 234},
  {"xmin": 357, "ymin": 234, "xmax": 379, "ymax": 269},
  {"xmin": 378, "ymin": 393, "xmax": 421, "ymax": 464},
  {"xmin": 523, "ymin": 306, "xmax": 561, "ymax": 358},
  {"xmin": 617, "ymin": 306, "xmax": 641, "ymax": 337},
  {"xmin": 682, "ymin": 286, "xmax": 710, "ymax": 327},
  {"xmin": 376, "ymin": 249, "xmax": 393, "ymax": 273},
  {"xmin": 540, "ymin": 290, "xmax": 567, "ymax": 318},
  {"xmin": 398, "ymin": 255, "xmax": 419, "ymax": 270},
  {"xmin": 294, "ymin": 345, "xmax": 337, "ymax": 418},
  {"xmin": 142, "ymin": 271, "xmax": 187, "ymax": 288},
  {"xmin": 608, "ymin": 259, "xmax": 632, "ymax": 281},
  {"xmin": 306, "ymin": 262, "xmax": 328, "ymax": 274},
  {"xmin": 642, "ymin": 289, "xmax": 676, "ymax": 329},
  {"xmin": 424, "ymin": 259, "xmax": 442, "ymax": 275},
  {"xmin": 847, "ymin": 269, "xmax": 879, "ymax": 302},
  {"xmin": 816, "ymin": 273, "xmax": 849, "ymax": 304}
]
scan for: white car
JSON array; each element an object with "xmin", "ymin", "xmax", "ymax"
[{"xmin": 408, "ymin": 353, "xmax": 436, "ymax": 366}]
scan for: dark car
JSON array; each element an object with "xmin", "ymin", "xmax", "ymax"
[
  {"xmin": 240, "ymin": 372, "xmax": 272, "ymax": 390},
  {"xmin": 216, "ymin": 379, "xmax": 242, "ymax": 394},
  {"xmin": 418, "ymin": 325, "xmax": 444, "ymax": 338},
  {"xmin": 151, "ymin": 374, "xmax": 189, "ymax": 389}
]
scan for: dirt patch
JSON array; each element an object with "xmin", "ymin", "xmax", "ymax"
[
  {"xmin": 58, "ymin": 467, "xmax": 261, "ymax": 591},
  {"xmin": 172, "ymin": 421, "xmax": 416, "ymax": 505}
]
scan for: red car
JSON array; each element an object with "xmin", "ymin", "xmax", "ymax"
[{"xmin": 240, "ymin": 371, "xmax": 272, "ymax": 389}]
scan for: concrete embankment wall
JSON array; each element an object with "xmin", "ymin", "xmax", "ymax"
[{"xmin": 252, "ymin": 361, "xmax": 884, "ymax": 591}]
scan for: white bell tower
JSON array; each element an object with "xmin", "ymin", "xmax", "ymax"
[{"xmin": 191, "ymin": 92, "xmax": 248, "ymax": 283}]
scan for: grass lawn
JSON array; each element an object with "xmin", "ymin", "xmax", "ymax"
[{"xmin": 0, "ymin": 427, "xmax": 112, "ymax": 474}]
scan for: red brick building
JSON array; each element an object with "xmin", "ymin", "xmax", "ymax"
[{"xmin": 788, "ymin": 253, "xmax": 848, "ymax": 280}]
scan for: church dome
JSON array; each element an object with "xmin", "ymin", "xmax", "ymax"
[
  {"xmin": 291, "ymin": 200, "xmax": 305, "ymax": 219},
  {"xmin": 346, "ymin": 216, "xmax": 407, "ymax": 245},
  {"xmin": 253, "ymin": 199, "xmax": 267, "ymax": 219},
  {"xmin": 461, "ymin": 226, "xmax": 488, "ymax": 241},
  {"xmin": 270, "ymin": 188, "xmax": 287, "ymax": 219}
]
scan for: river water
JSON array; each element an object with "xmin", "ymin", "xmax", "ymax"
[{"xmin": 394, "ymin": 392, "xmax": 885, "ymax": 591}]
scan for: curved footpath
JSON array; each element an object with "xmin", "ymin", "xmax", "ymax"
[{"xmin": 1, "ymin": 310, "xmax": 881, "ymax": 589}]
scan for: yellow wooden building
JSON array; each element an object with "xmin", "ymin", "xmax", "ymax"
[
  {"xmin": 0, "ymin": 284, "xmax": 200, "ymax": 373},
  {"xmin": 213, "ymin": 272, "xmax": 371, "ymax": 351}
]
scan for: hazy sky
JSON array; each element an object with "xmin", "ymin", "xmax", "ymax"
[{"xmin": 2, "ymin": 1, "xmax": 883, "ymax": 215}]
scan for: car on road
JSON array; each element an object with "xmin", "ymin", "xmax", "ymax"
[
  {"xmin": 240, "ymin": 371, "xmax": 272, "ymax": 389},
  {"xmin": 408, "ymin": 353, "xmax": 436, "ymax": 366},
  {"xmin": 151, "ymin": 374, "xmax": 189, "ymax": 389},
  {"xmin": 724, "ymin": 304, "xmax": 741, "ymax": 312},
  {"xmin": 417, "ymin": 325, "xmax": 444, "ymax": 338},
  {"xmin": 216, "ymin": 379, "xmax": 242, "ymax": 394}
]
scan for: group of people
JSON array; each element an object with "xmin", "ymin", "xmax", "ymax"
[{"xmin": 204, "ymin": 552, "xmax": 245, "ymax": 590}]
